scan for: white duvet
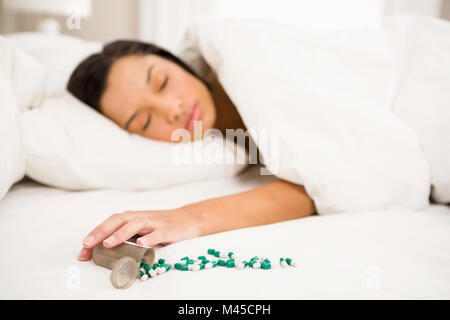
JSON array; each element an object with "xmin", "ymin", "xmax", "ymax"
[{"xmin": 178, "ymin": 15, "xmax": 450, "ymax": 214}]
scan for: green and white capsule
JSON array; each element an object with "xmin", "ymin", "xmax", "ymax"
[
  {"xmin": 204, "ymin": 262, "xmax": 213, "ymax": 270},
  {"xmin": 148, "ymin": 269, "xmax": 157, "ymax": 278},
  {"xmin": 191, "ymin": 264, "xmax": 201, "ymax": 272},
  {"xmin": 143, "ymin": 264, "xmax": 152, "ymax": 272},
  {"xmin": 180, "ymin": 265, "xmax": 189, "ymax": 271},
  {"xmin": 286, "ymin": 258, "xmax": 297, "ymax": 267},
  {"xmin": 140, "ymin": 273, "xmax": 149, "ymax": 281},
  {"xmin": 226, "ymin": 259, "xmax": 235, "ymax": 268},
  {"xmin": 156, "ymin": 267, "xmax": 165, "ymax": 275}
]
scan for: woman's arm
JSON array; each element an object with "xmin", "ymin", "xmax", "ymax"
[
  {"xmin": 77, "ymin": 179, "xmax": 315, "ymax": 260},
  {"xmin": 186, "ymin": 179, "xmax": 315, "ymax": 237}
]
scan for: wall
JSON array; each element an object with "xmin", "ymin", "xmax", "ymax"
[
  {"xmin": 443, "ymin": 0, "xmax": 450, "ymax": 20},
  {"xmin": 0, "ymin": 0, "xmax": 138, "ymax": 42},
  {"xmin": 1, "ymin": 0, "xmax": 449, "ymax": 42}
]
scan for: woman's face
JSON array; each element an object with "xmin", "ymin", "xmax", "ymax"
[{"xmin": 100, "ymin": 54, "xmax": 216, "ymax": 142}]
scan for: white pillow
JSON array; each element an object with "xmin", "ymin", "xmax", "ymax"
[
  {"xmin": 20, "ymin": 92, "xmax": 248, "ymax": 190},
  {"xmin": 0, "ymin": 35, "xmax": 48, "ymax": 112},
  {"xmin": 0, "ymin": 69, "xmax": 24, "ymax": 201},
  {"xmin": 6, "ymin": 32, "xmax": 247, "ymax": 190},
  {"xmin": 0, "ymin": 75, "xmax": 23, "ymax": 201},
  {"xmin": 5, "ymin": 32, "xmax": 101, "ymax": 94},
  {"xmin": 0, "ymin": 37, "xmax": 34, "ymax": 200}
]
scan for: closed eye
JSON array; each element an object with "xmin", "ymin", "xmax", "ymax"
[
  {"xmin": 142, "ymin": 115, "xmax": 151, "ymax": 131},
  {"xmin": 160, "ymin": 76, "xmax": 168, "ymax": 91}
]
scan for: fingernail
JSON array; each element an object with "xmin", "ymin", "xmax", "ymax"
[
  {"xmin": 137, "ymin": 238, "xmax": 147, "ymax": 246},
  {"xmin": 103, "ymin": 235, "xmax": 116, "ymax": 246},
  {"xmin": 82, "ymin": 235, "xmax": 94, "ymax": 247},
  {"xmin": 77, "ymin": 248, "xmax": 89, "ymax": 260}
]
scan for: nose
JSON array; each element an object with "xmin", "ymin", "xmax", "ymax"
[{"xmin": 152, "ymin": 98, "xmax": 185, "ymax": 124}]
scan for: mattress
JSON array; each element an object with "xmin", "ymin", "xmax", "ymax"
[{"xmin": 0, "ymin": 165, "xmax": 449, "ymax": 299}]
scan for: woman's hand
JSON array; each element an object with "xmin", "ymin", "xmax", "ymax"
[
  {"xmin": 77, "ymin": 207, "xmax": 201, "ymax": 261},
  {"xmin": 77, "ymin": 179, "xmax": 315, "ymax": 261}
]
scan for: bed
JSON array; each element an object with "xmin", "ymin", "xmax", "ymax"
[
  {"xmin": 1, "ymin": 164, "xmax": 449, "ymax": 299},
  {"xmin": 1, "ymin": 16, "xmax": 450, "ymax": 300}
]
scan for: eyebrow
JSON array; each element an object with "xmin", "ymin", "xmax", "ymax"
[{"xmin": 124, "ymin": 65, "xmax": 155, "ymax": 130}]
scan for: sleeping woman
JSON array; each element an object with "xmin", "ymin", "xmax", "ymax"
[{"xmin": 68, "ymin": 40, "xmax": 316, "ymax": 261}]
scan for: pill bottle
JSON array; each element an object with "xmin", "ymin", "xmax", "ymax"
[{"xmin": 92, "ymin": 239, "xmax": 155, "ymax": 289}]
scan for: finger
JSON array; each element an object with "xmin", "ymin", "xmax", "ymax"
[
  {"xmin": 136, "ymin": 229, "xmax": 168, "ymax": 247},
  {"xmin": 82, "ymin": 213, "xmax": 128, "ymax": 248},
  {"xmin": 77, "ymin": 247, "xmax": 92, "ymax": 261},
  {"xmin": 103, "ymin": 218, "xmax": 147, "ymax": 248}
]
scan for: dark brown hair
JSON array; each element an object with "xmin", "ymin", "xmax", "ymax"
[{"xmin": 67, "ymin": 39, "xmax": 209, "ymax": 111}]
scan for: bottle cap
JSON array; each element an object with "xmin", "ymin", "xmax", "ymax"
[{"xmin": 110, "ymin": 256, "xmax": 138, "ymax": 289}]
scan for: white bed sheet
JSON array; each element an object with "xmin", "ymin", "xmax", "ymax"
[{"xmin": 0, "ymin": 165, "xmax": 449, "ymax": 299}]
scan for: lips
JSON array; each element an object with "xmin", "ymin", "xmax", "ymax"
[{"xmin": 185, "ymin": 103, "xmax": 201, "ymax": 130}]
